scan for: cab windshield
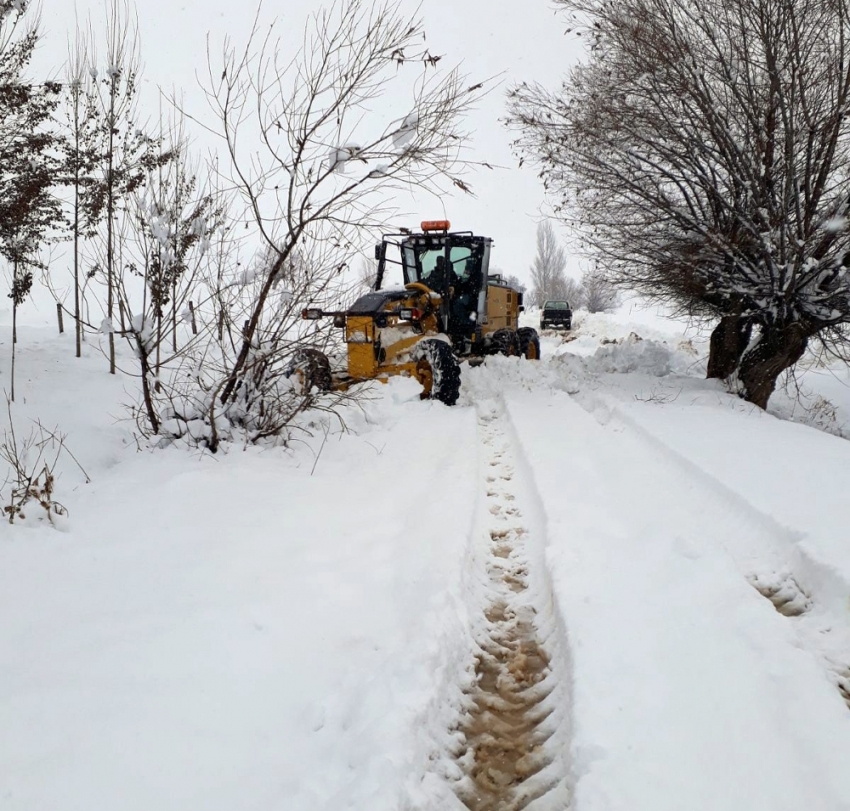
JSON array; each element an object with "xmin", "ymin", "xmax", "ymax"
[{"xmin": 401, "ymin": 243, "xmax": 482, "ymax": 292}]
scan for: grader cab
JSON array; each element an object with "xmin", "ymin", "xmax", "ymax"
[{"xmin": 295, "ymin": 220, "xmax": 540, "ymax": 405}]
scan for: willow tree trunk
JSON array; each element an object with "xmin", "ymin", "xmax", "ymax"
[
  {"xmin": 738, "ymin": 323, "xmax": 809, "ymax": 409},
  {"xmin": 707, "ymin": 313, "xmax": 752, "ymax": 379}
]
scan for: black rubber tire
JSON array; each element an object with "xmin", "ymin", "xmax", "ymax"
[
  {"xmin": 490, "ymin": 328, "xmax": 520, "ymax": 356},
  {"xmin": 411, "ymin": 339, "xmax": 461, "ymax": 406},
  {"xmin": 517, "ymin": 327, "xmax": 541, "ymax": 360},
  {"xmin": 286, "ymin": 347, "xmax": 332, "ymax": 394},
  {"xmin": 540, "ymin": 321, "xmax": 548, "ymax": 330}
]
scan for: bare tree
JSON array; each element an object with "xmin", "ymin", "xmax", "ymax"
[
  {"xmin": 186, "ymin": 0, "xmax": 485, "ymax": 448},
  {"xmin": 581, "ymin": 267, "xmax": 619, "ymax": 313},
  {"xmin": 529, "ymin": 221, "xmax": 573, "ymax": 306},
  {"xmin": 83, "ymin": 0, "xmax": 170, "ymax": 374},
  {"xmin": 562, "ymin": 276, "xmax": 584, "ymax": 309},
  {"xmin": 60, "ymin": 24, "xmax": 100, "ymax": 359},
  {"xmin": 356, "ymin": 254, "xmax": 377, "ymax": 291},
  {"xmin": 509, "ymin": 0, "xmax": 850, "ymax": 408},
  {"xmin": 112, "ymin": 126, "xmax": 224, "ymax": 436},
  {"xmin": 1, "ymin": 399, "xmax": 89, "ymax": 526}
]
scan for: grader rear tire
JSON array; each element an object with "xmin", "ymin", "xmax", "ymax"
[
  {"xmin": 411, "ymin": 339, "xmax": 461, "ymax": 406},
  {"xmin": 517, "ymin": 327, "xmax": 541, "ymax": 360},
  {"xmin": 490, "ymin": 329, "xmax": 520, "ymax": 356}
]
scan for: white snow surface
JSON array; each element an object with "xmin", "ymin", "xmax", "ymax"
[{"xmin": 2, "ymin": 306, "xmax": 850, "ymax": 810}]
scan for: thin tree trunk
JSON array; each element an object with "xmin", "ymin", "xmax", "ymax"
[
  {"xmin": 155, "ymin": 313, "xmax": 162, "ymax": 393},
  {"xmin": 136, "ymin": 334, "xmax": 160, "ymax": 434},
  {"xmin": 107, "ymin": 206, "xmax": 115, "ymax": 373},
  {"xmin": 74, "ymin": 185, "xmax": 81, "ymax": 357},
  {"xmin": 11, "ymin": 297, "xmax": 16, "ymax": 403},
  {"xmin": 106, "ymin": 78, "xmax": 117, "ymax": 375},
  {"xmin": 172, "ymin": 275, "xmax": 177, "ymax": 352},
  {"xmin": 73, "ymin": 91, "xmax": 82, "ymax": 359},
  {"xmin": 220, "ymin": 250, "xmax": 289, "ymax": 404}
]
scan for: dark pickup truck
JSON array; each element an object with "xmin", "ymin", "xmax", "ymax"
[{"xmin": 540, "ymin": 300, "xmax": 572, "ymax": 330}]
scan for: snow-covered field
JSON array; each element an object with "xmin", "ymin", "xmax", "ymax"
[{"xmin": 2, "ymin": 302, "xmax": 850, "ymax": 810}]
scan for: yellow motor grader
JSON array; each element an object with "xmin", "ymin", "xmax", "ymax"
[{"xmin": 293, "ymin": 220, "xmax": 539, "ymax": 405}]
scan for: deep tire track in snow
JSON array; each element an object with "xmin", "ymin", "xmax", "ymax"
[
  {"xmin": 744, "ymin": 572, "xmax": 850, "ymax": 710},
  {"xmin": 451, "ymin": 403, "xmax": 571, "ymax": 811},
  {"xmin": 748, "ymin": 572, "xmax": 850, "ymax": 710},
  {"xmin": 748, "ymin": 571, "xmax": 813, "ymax": 618}
]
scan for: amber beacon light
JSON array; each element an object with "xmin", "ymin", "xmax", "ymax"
[{"xmin": 420, "ymin": 219, "xmax": 451, "ymax": 232}]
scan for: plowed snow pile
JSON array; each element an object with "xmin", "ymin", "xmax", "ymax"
[{"xmin": 3, "ymin": 301, "xmax": 850, "ymax": 811}]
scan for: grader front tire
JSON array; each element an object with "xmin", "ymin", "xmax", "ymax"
[
  {"xmin": 286, "ymin": 347, "xmax": 332, "ymax": 394},
  {"xmin": 411, "ymin": 339, "xmax": 461, "ymax": 406}
]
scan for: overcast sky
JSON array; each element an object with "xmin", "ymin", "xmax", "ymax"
[{"xmin": 34, "ymin": 0, "xmax": 585, "ymax": 289}]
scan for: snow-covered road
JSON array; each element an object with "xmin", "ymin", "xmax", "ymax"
[
  {"xmin": 2, "ymin": 320, "xmax": 850, "ymax": 810},
  {"xmin": 505, "ymin": 388, "xmax": 850, "ymax": 810}
]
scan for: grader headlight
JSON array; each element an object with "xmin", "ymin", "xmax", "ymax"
[{"xmin": 398, "ymin": 307, "xmax": 422, "ymax": 321}]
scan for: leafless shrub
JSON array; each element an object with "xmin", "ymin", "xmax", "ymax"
[
  {"xmin": 581, "ymin": 267, "xmax": 619, "ymax": 313},
  {"xmin": 807, "ymin": 396, "xmax": 844, "ymax": 437},
  {"xmin": 141, "ymin": 243, "xmax": 360, "ymax": 449},
  {"xmin": 0, "ymin": 401, "xmax": 89, "ymax": 526},
  {"xmin": 109, "ymin": 120, "xmax": 227, "ymax": 437},
  {"xmin": 634, "ymin": 385, "xmax": 681, "ymax": 404},
  {"xmin": 773, "ymin": 371, "xmax": 849, "ymax": 438}
]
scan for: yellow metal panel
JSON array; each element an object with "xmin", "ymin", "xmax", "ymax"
[
  {"xmin": 346, "ymin": 316, "xmax": 373, "ymax": 344},
  {"xmin": 346, "ymin": 316, "xmax": 377, "ymax": 378},
  {"xmin": 483, "ymin": 284, "xmax": 518, "ymax": 334},
  {"xmin": 348, "ymin": 343, "xmax": 376, "ymax": 378}
]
